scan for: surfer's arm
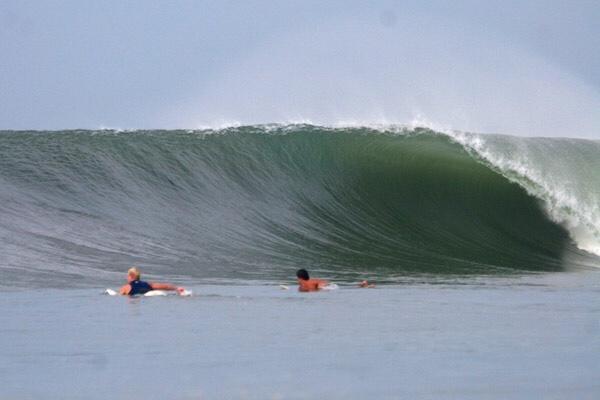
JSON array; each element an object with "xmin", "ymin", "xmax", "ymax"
[
  {"xmin": 119, "ymin": 284, "xmax": 131, "ymax": 295},
  {"xmin": 316, "ymin": 279, "xmax": 329, "ymax": 289},
  {"xmin": 150, "ymin": 282, "xmax": 179, "ymax": 291}
]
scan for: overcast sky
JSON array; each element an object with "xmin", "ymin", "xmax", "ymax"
[{"xmin": 1, "ymin": 0, "xmax": 599, "ymax": 137}]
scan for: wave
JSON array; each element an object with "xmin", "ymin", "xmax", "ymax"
[{"xmin": 0, "ymin": 126, "xmax": 598, "ymax": 287}]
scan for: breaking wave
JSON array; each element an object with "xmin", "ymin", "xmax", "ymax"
[{"xmin": 0, "ymin": 125, "xmax": 598, "ymax": 287}]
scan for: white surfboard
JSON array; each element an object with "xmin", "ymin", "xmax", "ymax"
[
  {"xmin": 143, "ymin": 290, "xmax": 168, "ymax": 297},
  {"xmin": 104, "ymin": 288, "xmax": 192, "ymax": 297}
]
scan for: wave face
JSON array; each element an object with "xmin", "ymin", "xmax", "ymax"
[{"xmin": 0, "ymin": 126, "xmax": 598, "ymax": 287}]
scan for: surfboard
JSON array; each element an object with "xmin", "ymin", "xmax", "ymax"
[
  {"xmin": 143, "ymin": 290, "xmax": 168, "ymax": 297},
  {"xmin": 104, "ymin": 288, "xmax": 192, "ymax": 297},
  {"xmin": 277, "ymin": 284, "xmax": 338, "ymax": 291}
]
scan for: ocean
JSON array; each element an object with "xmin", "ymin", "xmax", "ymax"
[{"xmin": 1, "ymin": 125, "xmax": 599, "ymax": 398}]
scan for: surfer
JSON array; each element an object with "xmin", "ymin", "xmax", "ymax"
[
  {"xmin": 296, "ymin": 269, "xmax": 329, "ymax": 292},
  {"xmin": 119, "ymin": 267, "xmax": 185, "ymax": 296}
]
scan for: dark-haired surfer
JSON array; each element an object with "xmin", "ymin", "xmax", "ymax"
[
  {"xmin": 296, "ymin": 269, "xmax": 329, "ymax": 292},
  {"xmin": 119, "ymin": 267, "xmax": 185, "ymax": 296}
]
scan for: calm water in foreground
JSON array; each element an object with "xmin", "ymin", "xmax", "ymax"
[{"xmin": 1, "ymin": 271, "xmax": 600, "ymax": 400}]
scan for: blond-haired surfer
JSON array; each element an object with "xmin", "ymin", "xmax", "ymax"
[{"xmin": 119, "ymin": 267, "xmax": 185, "ymax": 296}]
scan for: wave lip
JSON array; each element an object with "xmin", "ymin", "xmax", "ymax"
[
  {"xmin": 0, "ymin": 126, "xmax": 598, "ymax": 287},
  {"xmin": 448, "ymin": 130, "xmax": 600, "ymax": 258}
]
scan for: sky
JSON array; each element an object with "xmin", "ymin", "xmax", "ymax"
[{"xmin": 1, "ymin": 0, "xmax": 600, "ymax": 137}]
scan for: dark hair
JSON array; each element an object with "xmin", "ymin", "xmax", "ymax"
[{"xmin": 296, "ymin": 269, "xmax": 310, "ymax": 280}]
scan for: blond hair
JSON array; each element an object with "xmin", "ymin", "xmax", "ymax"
[{"xmin": 127, "ymin": 267, "xmax": 141, "ymax": 280}]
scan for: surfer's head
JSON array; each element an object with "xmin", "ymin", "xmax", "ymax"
[
  {"xmin": 127, "ymin": 267, "xmax": 141, "ymax": 282},
  {"xmin": 296, "ymin": 269, "xmax": 310, "ymax": 281}
]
